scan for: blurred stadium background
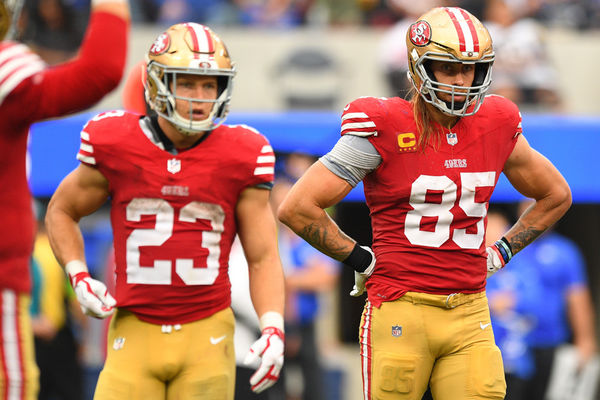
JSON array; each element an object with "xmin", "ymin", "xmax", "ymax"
[{"xmin": 24, "ymin": 0, "xmax": 600, "ymax": 399}]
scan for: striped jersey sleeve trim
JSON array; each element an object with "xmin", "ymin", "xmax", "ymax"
[
  {"xmin": 341, "ymin": 110, "xmax": 378, "ymax": 137},
  {"xmin": 78, "ymin": 129, "xmax": 96, "ymax": 165},
  {"xmin": 77, "ymin": 154, "xmax": 96, "ymax": 165},
  {"xmin": 342, "ymin": 121, "xmax": 376, "ymax": 130},
  {"xmin": 342, "ymin": 131, "xmax": 378, "ymax": 137},
  {"xmin": 0, "ymin": 59, "xmax": 45, "ymax": 106},
  {"xmin": 254, "ymin": 166, "xmax": 274, "ymax": 176},
  {"xmin": 342, "ymin": 112, "xmax": 370, "ymax": 120},
  {"xmin": 257, "ymin": 155, "xmax": 275, "ymax": 163},
  {"xmin": 254, "ymin": 144, "xmax": 275, "ymax": 176},
  {"xmin": 0, "ymin": 43, "xmax": 46, "ymax": 105},
  {"xmin": 80, "ymin": 143, "xmax": 94, "ymax": 153}
]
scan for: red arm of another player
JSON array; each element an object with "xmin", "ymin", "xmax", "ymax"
[
  {"xmin": 26, "ymin": 0, "xmax": 130, "ymax": 121},
  {"xmin": 502, "ymin": 134, "xmax": 572, "ymax": 254}
]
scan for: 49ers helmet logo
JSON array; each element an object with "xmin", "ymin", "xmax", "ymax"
[
  {"xmin": 149, "ymin": 32, "xmax": 170, "ymax": 55},
  {"xmin": 409, "ymin": 21, "xmax": 432, "ymax": 46}
]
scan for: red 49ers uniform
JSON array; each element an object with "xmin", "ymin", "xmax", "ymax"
[
  {"xmin": 0, "ymin": 11, "xmax": 127, "ymax": 400},
  {"xmin": 77, "ymin": 111, "xmax": 275, "ymax": 324},
  {"xmin": 342, "ymin": 95, "xmax": 521, "ymax": 305},
  {"xmin": 341, "ymin": 95, "xmax": 521, "ymax": 400}
]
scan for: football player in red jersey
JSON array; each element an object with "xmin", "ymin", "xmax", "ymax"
[
  {"xmin": 45, "ymin": 23, "xmax": 285, "ymax": 399},
  {"xmin": 0, "ymin": 0, "xmax": 129, "ymax": 398},
  {"xmin": 278, "ymin": 6, "xmax": 571, "ymax": 400}
]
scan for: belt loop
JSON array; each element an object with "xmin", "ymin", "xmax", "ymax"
[{"xmin": 445, "ymin": 293, "xmax": 458, "ymax": 309}]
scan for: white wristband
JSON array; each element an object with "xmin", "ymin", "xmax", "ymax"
[
  {"xmin": 65, "ymin": 260, "xmax": 89, "ymax": 279},
  {"xmin": 259, "ymin": 311, "xmax": 284, "ymax": 332}
]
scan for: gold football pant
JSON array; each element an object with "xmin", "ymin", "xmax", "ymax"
[
  {"xmin": 359, "ymin": 291, "xmax": 506, "ymax": 400},
  {"xmin": 0, "ymin": 290, "xmax": 39, "ymax": 400},
  {"xmin": 94, "ymin": 307, "xmax": 235, "ymax": 400}
]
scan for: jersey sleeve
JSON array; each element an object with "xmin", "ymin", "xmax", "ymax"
[
  {"xmin": 77, "ymin": 110, "xmax": 130, "ymax": 173},
  {"xmin": 1, "ymin": 10, "xmax": 128, "ymax": 124},
  {"xmin": 484, "ymin": 95, "xmax": 523, "ymax": 166},
  {"xmin": 233, "ymin": 125, "xmax": 275, "ymax": 189},
  {"xmin": 340, "ymin": 97, "xmax": 382, "ymax": 138},
  {"xmin": 0, "ymin": 42, "xmax": 47, "ymax": 108}
]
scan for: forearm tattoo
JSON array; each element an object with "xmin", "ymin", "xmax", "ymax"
[
  {"xmin": 509, "ymin": 226, "xmax": 544, "ymax": 254},
  {"xmin": 299, "ymin": 222, "xmax": 353, "ymax": 261}
]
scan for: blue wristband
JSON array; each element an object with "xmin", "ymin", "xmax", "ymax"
[{"xmin": 494, "ymin": 237, "xmax": 513, "ymax": 264}]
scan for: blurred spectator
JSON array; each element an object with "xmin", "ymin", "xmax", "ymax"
[
  {"xmin": 511, "ymin": 199, "xmax": 598, "ymax": 400},
  {"xmin": 377, "ymin": 1, "xmax": 444, "ymax": 97},
  {"xmin": 270, "ymin": 174, "xmax": 340, "ymax": 400},
  {"xmin": 156, "ymin": 0, "xmax": 238, "ymax": 25},
  {"xmin": 31, "ymin": 215, "xmax": 88, "ymax": 400},
  {"xmin": 20, "ymin": 0, "xmax": 88, "ymax": 64},
  {"xmin": 233, "ymin": 0, "xmax": 314, "ymax": 27},
  {"xmin": 486, "ymin": 201, "xmax": 599, "ymax": 400},
  {"xmin": 229, "ymin": 237, "xmax": 285, "ymax": 400},
  {"xmin": 486, "ymin": 207, "xmax": 542, "ymax": 400},
  {"xmin": 483, "ymin": 0, "xmax": 562, "ymax": 111},
  {"xmin": 535, "ymin": 0, "xmax": 591, "ymax": 30},
  {"xmin": 274, "ymin": 47, "xmax": 341, "ymax": 110}
]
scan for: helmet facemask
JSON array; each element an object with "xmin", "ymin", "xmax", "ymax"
[
  {"xmin": 412, "ymin": 51, "xmax": 494, "ymax": 117},
  {"xmin": 145, "ymin": 62, "xmax": 235, "ymax": 135}
]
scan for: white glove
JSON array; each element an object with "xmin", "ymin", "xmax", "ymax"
[
  {"xmin": 66, "ymin": 260, "xmax": 116, "ymax": 318},
  {"xmin": 243, "ymin": 327, "xmax": 285, "ymax": 393},
  {"xmin": 486, "ymin": 245, "xmax": 507, "ymax": 278},
  {"xmin": 349, "ymin": 246, "xmax": 376, "ymax": 297}
]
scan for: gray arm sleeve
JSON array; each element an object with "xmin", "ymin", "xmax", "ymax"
[{"xmin": 319, "ymin": 134, "xmax": 382, "ymax": 187}]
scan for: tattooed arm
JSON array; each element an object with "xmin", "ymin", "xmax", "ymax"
[
  {"xmin": 502, "ymin": 135, "xmax": 572, "ymax": 254},
  {"xmin": 277, "ymin": 161, "xmax": 355, "ymax": 261}
]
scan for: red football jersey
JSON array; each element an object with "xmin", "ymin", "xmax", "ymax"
[
  {"xmin": 0, "ymin": 11, "xmax": 128, "ymax": 293},
  {"xmin": 77, "ymin": 111, "xmax": 275, "ymax": 324},
  {"xmin": 340, "ymin": 95, "xmax": 521, "ymax": 307}
]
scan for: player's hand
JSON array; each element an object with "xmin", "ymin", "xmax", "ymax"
[
  {"xmin": 486, "ymin": 245, "xmax": 506, "ymax": 278},
  {"xmin": 243, "ymin": 327, "xmax": 285, "ymax": 393},
  {"xmin": 68, "ymin": 268, "xmax": 116, "ymax": 319},
  {"xmin": 350, "ymin": 246, "xmax": 376, "ymax": 297}
]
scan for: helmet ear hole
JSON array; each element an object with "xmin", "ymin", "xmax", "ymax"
[
  {"xmin": 423, "ymin": 59, "xmax": 437, "ymax": 82},
  {"xmin": 473, "ymin": 63, "xmax": 491, "ymax": 87}
]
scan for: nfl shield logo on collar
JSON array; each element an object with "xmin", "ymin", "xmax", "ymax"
[
  {"xmin": 392, "ymin": 325, "xmax": 402, "ymax": 337},
  {"xmin": 167, "ymin": 158, "xmax": 181, "ymax": 174},
  {"xmin": 446, "ymin": 132, "xmax": 458, "ymax": 146}
]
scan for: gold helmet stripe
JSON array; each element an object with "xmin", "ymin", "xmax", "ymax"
[{"xmin": 444, "ymin": 7, "xmax": 479, "ymax": 55}]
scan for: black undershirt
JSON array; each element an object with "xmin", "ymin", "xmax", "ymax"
[{"xmin": 145, "ymin": 115, "xmax": 212, "ymax": 155}]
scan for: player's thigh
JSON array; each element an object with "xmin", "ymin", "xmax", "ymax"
[
  {"xmin": 360, "ymin": 300, "xmax": 433, "ymax": 400},
  {"xmin": 0, "ymin": 291, "xmax": 39, "ymax": 400},
  {"xmin": 430, "ymin": 297, "xmax": 506, "ymax": 400},
  {"xmin": 167, "ymin": 307, "xmax": 236, "ymax": 400},
  {"xmin": 94, "ymin": 310, "xmax": 167, "ymax": 400}
]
